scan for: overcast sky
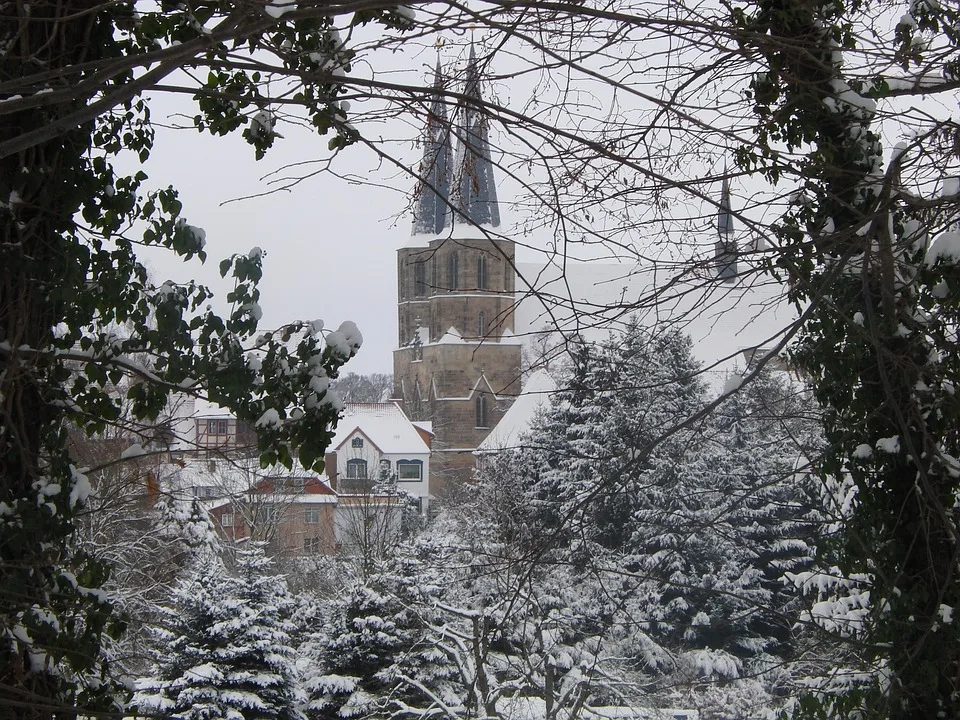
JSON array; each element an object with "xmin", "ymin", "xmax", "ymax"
[
  {"xmin": 132, "ymin": 46, "xmax": 567, "ymax": 378},
  {"xmin": 135, "ymin": 86, "xmax": 439, "ymax": 377}
]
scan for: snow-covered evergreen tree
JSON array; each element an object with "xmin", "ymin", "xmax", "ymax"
[
  {"xmin": 498, "ymin": 323, "xmax": 827, "ymax": 716},
  {"xmin": 624, "ymin": 366, "xmax": 825, "ymax": 711},
  {"xmin": 135, "ymin": 545, "xmax": 306, "ymax": 720},
  {"xmin": 303, "ymin": 547, "xmax": 458, "ymax": 720}
]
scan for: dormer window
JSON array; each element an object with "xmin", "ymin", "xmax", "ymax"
[{"xmin": 207, "ymin": 419, "xmax": 228, "ymax": 434}]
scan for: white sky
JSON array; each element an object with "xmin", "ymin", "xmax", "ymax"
[
  {"xmin": 132, "ymin": 53, "xmax": 561, "ymax": 378},
  {"xmin": 135, "ymin": 95, "xmax": 427, "ymax": 376},
  {"xmin": 123, "ymin": 4, "xmax": 955, "ymax": 381}
]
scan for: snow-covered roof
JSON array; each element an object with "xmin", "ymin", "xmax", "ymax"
[
  {"xmin": 158, "ymin": 456, "xmax": 327, "ymax": 497},
  {"xmin": 275, "ymin": 494, "xmax": 338, "ymax": 505},
  {"xmin": 476, "ymin": 370, "xmax": 557, "ymax": 453},
  {"xmin": 412, "ymin": 420, "xmax": 434, "ymax": 435},
  {"xmin": 331, "ymin": 402, "xmax": 430, "ymax": 455},
  {"xmin": 437, "ymin": 326, "xmax": 464, "ymax": 344},
  {"xmin": 192, "ymin": 398, "xmax": 233, "ymax": 418}
]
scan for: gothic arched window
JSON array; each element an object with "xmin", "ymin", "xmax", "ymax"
[
  {"xmin": 449, "ymin": 251, "xmax": 459, "ymax": 290},
  {"xmin": 477, "ymin": 311, "xmax": 486, "ymax": 338},
  {"xmin": 477, "ymin": 254, "xmax": 488, "ymax": 290},
  {"xmin": 475, "ymin": 394, "xmax": 489, "ymax": 428},
  {"xmin": 414, "ymin": 261, "xmax": 426, "ymax": 297}
]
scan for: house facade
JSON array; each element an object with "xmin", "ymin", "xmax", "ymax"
[
  {"xmin": 326, "ymin": 401, "xmax": 433, "ymax": 514},
  {"xmin": 196, "ymin": 401, "xmax": 431, "ymax": 556},
  {"xmin": 208, "ymin": 477, "xmax": 340, "ymax": 555}
]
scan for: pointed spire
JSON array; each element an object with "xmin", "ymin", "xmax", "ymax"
[
  {"xmin": 411, "ymin": 57, "xmax": 453, "ymax": 236},
  {"xmin": 717, "ymin": 173, "xmax": 734, "ymax": 236},
  {"xmin": 714, "ymin": 171, "xmax": 738, "ymax": 282},
  {"xmin": 451, "ymin": 43, "xmax": 500, "ymax": 229}
]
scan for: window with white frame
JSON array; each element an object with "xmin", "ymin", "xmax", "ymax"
[
  {"xmin": 304, "ymin": 508, "xmax": 321, "ymax": 524},
  {"xmin": 277, "ymin": 477, "xmax": 305, "ymax": 493},
  {"xmin": 259, "ymin": 505, "xmax": 276, "ymax": 524},
  {"xmin": 220, "ymin": 513, "xmax": 234, "ymax": 527},
  {"xmin": 397, "ymin": 460, "xmax": 423, "ymax": 481},
  {"xmin": 346, "ymin": 459, "xmax": 368, "ymax": 480}
]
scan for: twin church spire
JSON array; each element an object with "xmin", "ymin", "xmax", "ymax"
[{"xmin": 411, "ymin": 46, "xmax": 500, "ymax": 236}]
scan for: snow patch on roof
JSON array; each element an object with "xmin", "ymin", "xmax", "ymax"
[
  {"xmin": 477, "ymin": 370, "xmax": 557, "ymax": 453},
  {"xmin": 436, "ymin": 326, "xmax": 464, "ymax": 344},
  {"xmin": 411, "ymin": 420, "xmax": 434, "ymax": 435}
]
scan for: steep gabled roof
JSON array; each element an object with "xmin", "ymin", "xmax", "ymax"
[
  {"xmin": 408, "ymin": 45, "xmax": 500, "ymax": 236},
  {"xmin": 717, "ymin": 175, "xmax": 734, "ymax": 236},
  {"xmin": 330, "ymin": 402, "xmax": 430, "ymax": 455},
  {"xmin": 476, "ymin": 370, "xmax": 557, "ymax": 453}
]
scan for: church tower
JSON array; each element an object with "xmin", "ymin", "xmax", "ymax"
[{"xmin": 394, "ymin": 48, "xmax": 522, "ymax": 491}]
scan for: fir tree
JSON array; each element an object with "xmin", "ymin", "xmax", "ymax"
[
  {"xmin": 304, "ymin": 548, "xmax": 457, "ymax": 720},
  {"xmin": 135, "ymin": 546, "xmax": 306, "ymax": 720}
]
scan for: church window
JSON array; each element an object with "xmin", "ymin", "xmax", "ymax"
[
  {"xmin": 431, "ymin": 255, "xmax": 439, "ymax": 293},
  {"xmin": 346, "ymin": 459, "xmax": 368, "ymax": 480},
  {"xmin": 478, "ymin": 311, "xmax": 486, "ymax": 338},
  {"xmin": 414, "ymin": 262, "xmax": 426, "ymax": 297},
  {"xmin": 475, "ymin": 394, "xmax": 489, "ymax": 428},
  {"xmin": 477, "ymin": 254, "xmax": 488, "ymax": 290},
  {"xmin": 449, "ymin": 251, "xmax": 459, "ymax": 290}
]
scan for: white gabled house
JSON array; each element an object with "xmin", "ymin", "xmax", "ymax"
[{"xmin": 327, "ymin": 402, "xmax": 433, "ymax": 514}]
